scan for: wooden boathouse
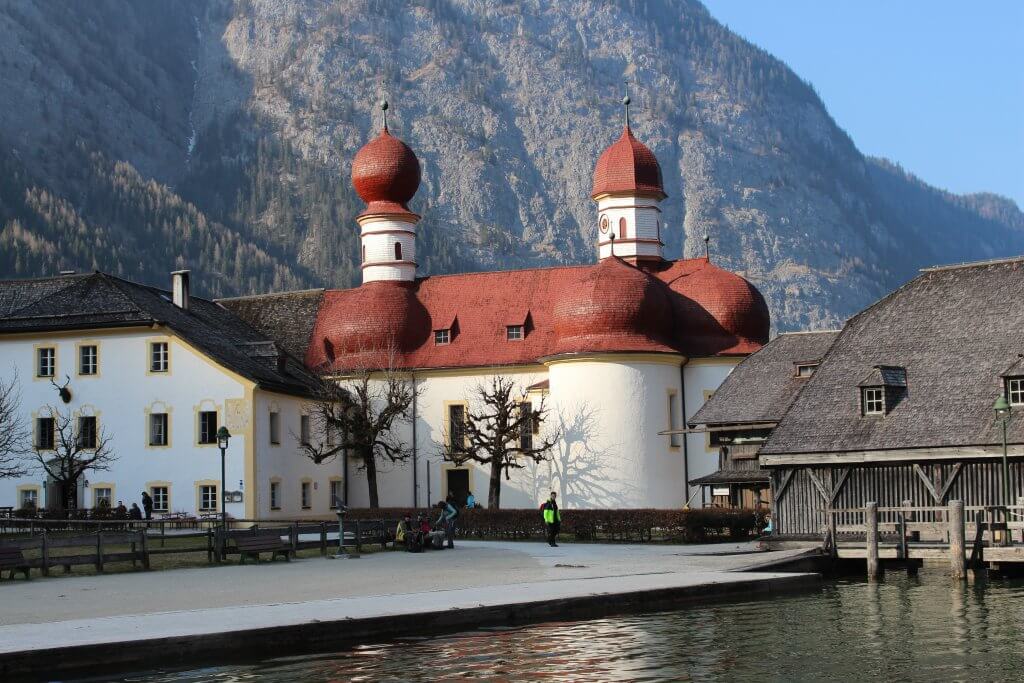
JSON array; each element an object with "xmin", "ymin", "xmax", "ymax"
[{"xmin": 757, "ymin": 257, "xmax": 1024, "ymax": 540}]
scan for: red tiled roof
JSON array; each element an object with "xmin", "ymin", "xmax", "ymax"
[
  {"xmin": 660, "ymin": 257, "xmax": 770, "ymax": 356},
  {"xmin": 591, "ymin": 125, "xmax": 665, "ymax": 199},
  {"xmin": 553, "ymin": 257, "xmax": 675, "ymax": 355},
  {"xmin": 305, "ymin": 257, "xmax": 769, "ymax": 372},
  {"xmin": 351, "ymin": 128, "xmax": 421, "ymax": 217}
]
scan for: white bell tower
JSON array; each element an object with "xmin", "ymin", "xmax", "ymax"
[
  {"xmin": 351, "ymin": 99, "xmax": 422, "ymax": 284},
  {"xmin": 592, "ymin": 92, "xmax": 667, "ymax": 265}
]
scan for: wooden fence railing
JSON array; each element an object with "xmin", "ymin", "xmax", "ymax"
[
  {"xmin": 820, "ymin": 501, "xmax": 1024, "ymax": 580},
  {"xmin": 0, "ymin": 517, "xmax": 400, "ymax": 577}
]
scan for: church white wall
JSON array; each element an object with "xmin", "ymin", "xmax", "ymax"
[
  {"xmin": 342, "ymin": 367, "xmax": 548, "ymax": 510},
  {"xmin": 539, "ymin": 358, "xmax": 686, "ymax": 508},
  {"xmin": 0, "ymin": 330, "xmax": 249, "ymax": 518},
  {"xmin": 340, "ymin": 357, "xmax": 740, "ymax": 511},
  {"xmin": 682, "ymin": 358, "xmax": 742, "ymax": 504}
]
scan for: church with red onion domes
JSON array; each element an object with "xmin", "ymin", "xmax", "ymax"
[{"xmin": 225, "ymin": 98, "xmax": 771, "ymax": 509}]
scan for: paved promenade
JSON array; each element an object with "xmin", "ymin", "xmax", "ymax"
[{"xmin": 0, "ymin": 541, "xmax": 819, "ymax": 677}]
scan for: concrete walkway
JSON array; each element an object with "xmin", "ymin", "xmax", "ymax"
[{"xmin": 0, "ymin": 541, "xmax": 819, "ymax": 677}]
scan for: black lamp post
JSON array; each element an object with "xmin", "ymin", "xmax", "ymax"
[
  {"xmin": 994, "ymin": 397, "xmax": 1011, "ymax": 506},
  {"xmin": 216, "ymin": 426, "xmax": 231, "ymax": 529}
]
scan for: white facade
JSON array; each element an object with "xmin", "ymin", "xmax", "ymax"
[
  {"xmin": 0, "ymin": 328, "xmax": 338, "ymax": 519},
  {"xmin": 596, "ymin": 195, "xmax": 663, "ymax": 262},
  {"xmin": 337, "ymin": 355, "xmax": 739, "ymax": 510},
  {"xmin": 1, "ymin": 325, "xmax": 741, "ymax": 514},
  {"xmin": 359, "ymin": 214, "xmax": 418, "ymax": 283}
]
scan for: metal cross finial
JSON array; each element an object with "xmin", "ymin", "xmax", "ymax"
[
  {"xmin": 622, "ymin": 80, "xmax": 631, "ymax": 129},
  {"xmin": 380, "ymin": 98, "xmax": 389, "ymax": 132},
  {"xmin": 703, "ymin": 231, "xmax": 711, "ymax": 260}
]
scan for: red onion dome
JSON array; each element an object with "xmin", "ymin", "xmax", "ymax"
[
  {"xmin": 552, "ymin": 257, "xmax": 675, "ymax": 354},
  {"xmin": 668, "ymin": 259, "xmax": 770, "ymax": 354},
  {"xmin": 307, "ymin": 281, "xmax": 429, "ymax": 370},
  {"xmin": 591, "ymin": 126, "xmax": 665, "ymax": 199},
  {"xmin": 351, "ymin": 128, "xmax": 421, "ymax": 216}
]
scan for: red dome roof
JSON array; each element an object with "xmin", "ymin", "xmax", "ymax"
[
  {"xmin": 351, "ymin": 128, "xmax": 421, "ymax": 216},
  {"xmin": 667, "ymin": 259, "xmax": 770, "ymax": 354},
  {"xmin": 592, "ymin": 126, "xmax": 665, "ymax": 199},
  {"xmin": 306, "ymin": 281, "xmax": 429, "ymax": 370},
  {"xmin": 553, "ymin": 257, "xmax": 675, "ymax": 354}
]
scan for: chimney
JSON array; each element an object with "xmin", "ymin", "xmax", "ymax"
[{"xmin": 171, "ymin": 270, "xmax": 191, "ymax": 311}]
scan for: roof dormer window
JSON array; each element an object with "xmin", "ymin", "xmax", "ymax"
[
  {"xmin": 434, "ymin": 329, "xmax": 451, "ymax": 346},
  {"xmin": 795, "ymin": 362, "xmax": 818, "ymax": 378},
  {"xmin": 862, "ymin": 387, "xmax": 884, "ymax": 416},
  {"xmin": 1007, "ymin": 377, "xmax": 1024, "ymax": 406},
  {"xmin": 857, "ymin": 365, "xmax": 906, "ymax": 417},
  {"xmin": 506, "ymin": 325, "xmax": 524, "ymax": 341}
]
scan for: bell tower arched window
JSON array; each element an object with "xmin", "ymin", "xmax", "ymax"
[
  {"xmin": 618, "ymin": 217, "xmax": 627, "ymax": 239},
  {"xmin": 395, "ymin": 242, "xmax": 403, "ymax": 261}
]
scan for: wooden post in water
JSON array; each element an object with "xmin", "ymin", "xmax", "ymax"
[
  {"xmin": 949, "ymin": 499, "xmax": 965, "ymax": 580},
  {"xmin": 866, "ymin": 501, "xmax": 880, "ymax": 581}
]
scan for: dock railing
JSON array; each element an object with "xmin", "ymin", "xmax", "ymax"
[{"xmin": 822, "ymin": 501, "xmax": 1024, "ymax": 579}]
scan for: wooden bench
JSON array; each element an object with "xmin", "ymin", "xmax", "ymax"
[
  {"xmin": 0, "ymin": 545, "xmax": 31, "ymax": 580},
  {"xmin": 234, "ymin": 533, "xmax": 293, "ymax": 564}
]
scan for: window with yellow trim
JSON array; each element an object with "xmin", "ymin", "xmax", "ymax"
[{"xmin": 37, "ymin": 347, "xmax": 55, "ymax": 378}]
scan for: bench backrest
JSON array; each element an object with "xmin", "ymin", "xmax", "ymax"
[
  {"xmin": 234, "ymin": 535, "xmax": 284, "ymax": 549},
  {"xmin": 0, "ymin": 546, "xmax": 27, "ymax": 564}
]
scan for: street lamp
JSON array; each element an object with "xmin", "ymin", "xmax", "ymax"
[
  {"xmin": 994, "ymin": 397, "xmax": 1012, "ymax": 506},
  {"xmin": 217, "ymin": 426, "xmax": 231, "ymax": 529}
]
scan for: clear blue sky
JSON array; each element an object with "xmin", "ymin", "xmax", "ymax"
[{"xmin": 702, "ymin": 1, "xmax": 1024, "ymax": 207}]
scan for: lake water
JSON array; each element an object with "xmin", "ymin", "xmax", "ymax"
[{"xmin": 92, "ymin": 568, "xmax": 1024, "ymax": 682}]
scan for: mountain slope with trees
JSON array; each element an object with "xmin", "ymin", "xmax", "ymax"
[{"xmin": 0, "ymin": 0, "xmax": 1020, "ymax": 331}]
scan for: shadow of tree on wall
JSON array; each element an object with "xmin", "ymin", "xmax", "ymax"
[{"xmin": 515, "ymin": 402, "xmax": 637, "ymax": 509}]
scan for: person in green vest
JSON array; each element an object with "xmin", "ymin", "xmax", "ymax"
[{"xmin": 541, "ymin": 491, "xmax": 561, "ymax": 547}]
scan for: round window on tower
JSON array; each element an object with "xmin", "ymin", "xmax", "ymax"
[{"xmin": 600, "ymin": 215, "xmax": 609, "ymax": 234}]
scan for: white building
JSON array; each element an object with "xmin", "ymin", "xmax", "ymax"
[
  {"xmin": 1, "ymin": 109, "xmax": 771, "ymax": 514},
  {"xmin": 0, "ymin": 271, "xmax": 336, "ymax": 519}
]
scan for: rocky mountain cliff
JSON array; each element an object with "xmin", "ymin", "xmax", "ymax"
[{"xmin": 1, "ymin": 0, "xmax": 1021, "ymax": 331}]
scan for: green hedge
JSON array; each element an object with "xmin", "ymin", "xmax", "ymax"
[{"xmin": 344, "ymin": 507, "xmax": 765, "ymax": 543}]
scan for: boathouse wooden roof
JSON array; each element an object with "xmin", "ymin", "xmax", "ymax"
[
  {"xmin": 761, "ymin": 257, "xmax": 1024, "ymax": 458},
  {"xmin": 690, "ymin": 330, "xmax": 839, "ymax": 427}
]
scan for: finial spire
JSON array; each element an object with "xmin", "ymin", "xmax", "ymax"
[
  {"xmin": 622, "ymin": 80, "xmax": 631, "ymax": 129},
  {"xmin": 610, "ymin": 231, "xmax": 616, "ymax": 257},
  {"xmin": 380, "ymin": 98, "xmax": 389, "ymax": 132},
  {"xmin": 703, "ymin": 230, "xmax": 711, "ymax": 260}
]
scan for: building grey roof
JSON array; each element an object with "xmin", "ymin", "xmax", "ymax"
[
  {"xmin": 761, "ymin": 257, "xmax": 1024, "ymax": 456},
  {"xmin": 857, "ymin": 365, "xmax": 907, "ymax": 387},
  {"xmin": 217, "ymin": 289, "xmax": 324, "ymax": 362},
  {"xmin": 689, "ymin": 469, "xmax": 771, "ymax": 485},
  {"xmin": 689, "ymin": 331, "xmax": 840, "ymax": 427},
  {"xmin": 0, "ymin": 272, "xmax": 320, "ymax": 398}
]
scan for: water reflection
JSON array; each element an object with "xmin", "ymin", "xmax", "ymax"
[{"xmin": 96, "ymin": 569, "xmax": 1024, "ymax": 683}]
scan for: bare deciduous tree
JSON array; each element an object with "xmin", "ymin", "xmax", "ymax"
[
  {"xmin": 443, "ymin": 376, "xmax": 559, "ymax": 509},
  {"xmin": 0, "ymin": 372, "xmax": 29, "ymax": 479},
  {"xmin": 299, "ymin": 358, "xmax": 419, "ymax": 509},
  {"xmin": 24, "ymin": 405, "xmax": 117, "ymax": 513}
]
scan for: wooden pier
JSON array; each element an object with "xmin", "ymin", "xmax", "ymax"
[{"xmin": 823, "ymin": 500, "xmax": 1024, "ymax": 578}]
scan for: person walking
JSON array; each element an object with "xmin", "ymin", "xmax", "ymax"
[
  {"xmin": 541, "ymin": 491, "xmax": 561, "ymax": 547},
  {"xmin": 141, "ymin": 490, "xmax": 153, "ymax": 520},
  {"xmin": 436, "ymin": 499, "xmax": 459, "ymax": 549}
]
